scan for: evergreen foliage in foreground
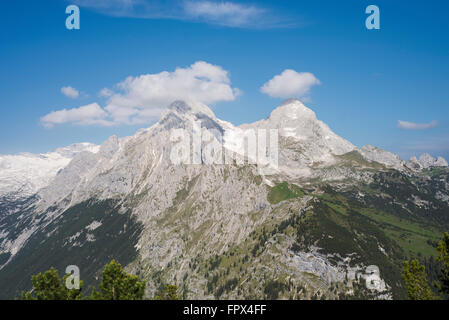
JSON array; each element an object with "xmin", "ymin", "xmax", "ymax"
[
  {"xmin": 402, "ymin": 260, "xmax": 439, "ymax": 300},
  {"xmin": 90, "ymin": 260, "xmax": 146, "ymax": 300},
  {"xmin": 402, "ymin": 232, "xmax": 449, "ymax": 300},
  {"xmin": 436, "ymin": 232, "xmax": 449, "ymax": 295},
  {"xmin": 21, "ymin": 260, "xmax": 179, "ymax": 300},
  {"xmin": 21, "ymin": 267, "xmax": 83, "ymax": 300}
]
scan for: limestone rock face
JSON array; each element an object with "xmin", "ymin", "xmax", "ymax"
[
  {"xmin": 406, "ymin": 153, "xmax": 448, "ymax": 170},
  {"xmin": 360, "ymin": 145, "xmax": 405, "ymax": 170}
]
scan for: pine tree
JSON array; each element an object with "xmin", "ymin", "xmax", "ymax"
[
  {"xmin": 436, "ymin": 232, "xmax": 449, "ymax": 295},
  {"xmin": 402, "ymin": 260, "xmax": 439, "ymax": 300},
  {"xmin": 91, "ymin": 260, "xmax": 146, "ymax": 300},
  {"xmin": 154, "ymin": 284, "xmax": 180, "ymax": 300},
  {"xmin": 21, "ymin": 267, "xmax": 83, "ymax": 300}
]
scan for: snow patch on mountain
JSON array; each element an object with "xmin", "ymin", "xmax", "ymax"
[
  {"xmin": 239, "ymin": 99, "xmax": 356, "ymax": 177},
  {"xmin": 241, "ymin": 99, "xmax": 355, "ymax": 155},
  {"xmin": 0, "ymin": 143, "xmax": 99, "ymax": 200}
]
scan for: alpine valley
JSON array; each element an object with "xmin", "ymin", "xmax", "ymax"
[{"xmin": 0, "ymin": 99, "xmax": 448, "ymax": 300}]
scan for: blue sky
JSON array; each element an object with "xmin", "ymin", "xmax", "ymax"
[{"xmin": 0, "ymin": 0, "xmax": 448, "ymax": 161}]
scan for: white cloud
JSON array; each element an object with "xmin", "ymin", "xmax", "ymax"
[
  {"xmin": 41, "ymin": 61, "xmax": 240, "ymax": 127},
  {"xmin": 397, "ymin": 120, "xmax": 439, "ymax": 130},
  {"xmin": 72, "ymin": 0, "xmax": 291, "ymax": 28},
  {"xmin": 260, "ymin": 70, "xmax": 321, "ymax": 99},
  {"xmin": 104, "ymin": 61, "xmax": 239, "ymax": 125},
  {"xmin": 41, "ymin": 103, "xmax": 111, "ymax": 128},
  {"xmin": 99, "ymin": 88, "xmax": 114, "ymax": 98},
  {"xmin": 61, "ymin": 86, "xmax": 80, "ymax": 99},
  {"xmin": 183, "ymin": 1, "xmax": 265, "ymax": 27}
]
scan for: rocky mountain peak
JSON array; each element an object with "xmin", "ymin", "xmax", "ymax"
[
  {"xmin": 99, "ymin": 135, "xmax": 120, "ymax": 158},
  {"xmin": 419, "ymin": 153, "xmax": 434, "ymax": 165},
  {"xmin": 269, "ymin": 99, "xmax": 317, "ymax": 125},
  {"xmin": 406, "ymin": 153, "xmax": 448, "ymax": 170},
  {"xmin": 360, "ymin": 145, "xmax": 405, "ymax": 169},
  {"xmin": 417, "ymin": 153, "xmax": 448, "ymax": 168},
  {"xmin": 158, "ymin": 100, "xmax": 227, "ymax": 137},
  {"xmin": 436, "ymin": 156, "xmax": 449, "ymax": 167},
  {"xmin": 164, "ymin": 100, "xmax": 216, "ymax": 119},
  {"xmin": 54, "ymin": 143, "xmax": 99, "ymax": 158}
]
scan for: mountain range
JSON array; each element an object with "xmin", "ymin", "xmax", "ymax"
[{"xmin": 0, "ymin": 99, "xmax": 448, "ymax": 299}]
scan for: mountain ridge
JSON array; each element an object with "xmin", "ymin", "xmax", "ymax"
[
  {"xmin": 1, "ymin": 100, "xmax": 446, "ymax": 202},
  {"xmin": 0, "ymin": 99, "xmax": 448, "ymax": 300}
]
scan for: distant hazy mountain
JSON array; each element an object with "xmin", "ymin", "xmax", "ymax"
[
  {"xmin": 406, "ymin": 154, "xmax": 449, "ymax": 170},
  {"xmin": 0, "ymin": 143, "xmax": 99, "ymax": 201}
]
